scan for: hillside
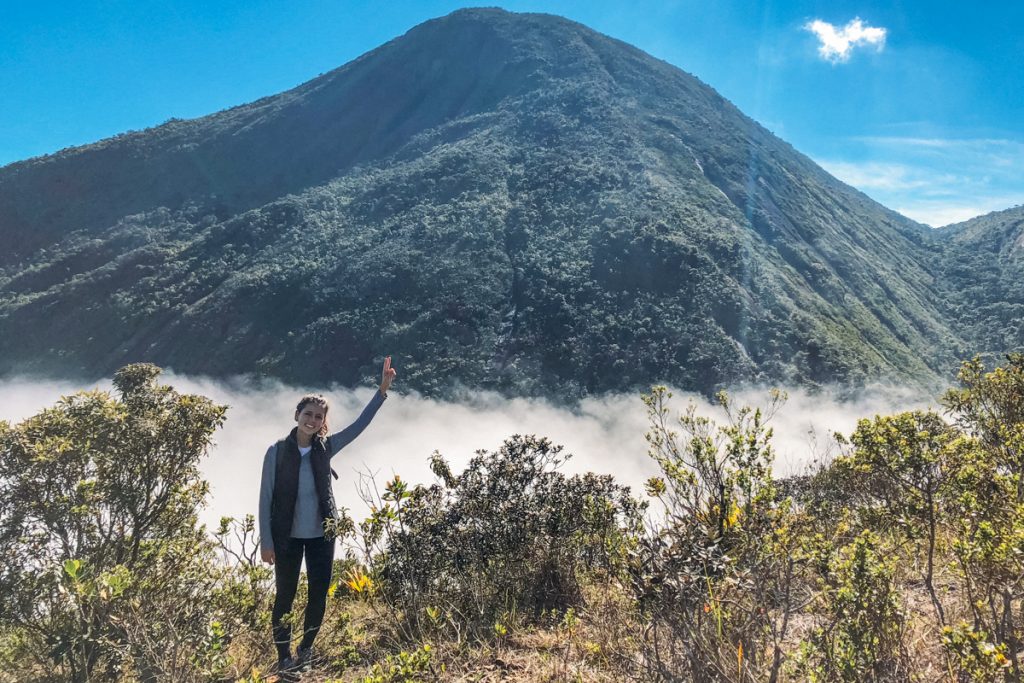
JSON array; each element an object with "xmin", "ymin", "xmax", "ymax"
[
  {"xmin": 0, "ymin": 8, "xmax": 984, "ymax": 396},
  {"xmin": 936, "ymin": 205, "xmax": 1024, "ymax": 359}
]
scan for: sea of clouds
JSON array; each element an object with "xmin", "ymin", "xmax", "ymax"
[{"xmin": 0, "ymin": 374, "xmax": 935, "ymax": 532}]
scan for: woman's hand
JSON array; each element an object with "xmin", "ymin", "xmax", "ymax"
[
  {"xmin": 261, "ymin": 548, "xmax": 275, "ymax": 565},
  {"xmin": 380, "ymin": 355, "xmax": 397, "ymax": 396}
]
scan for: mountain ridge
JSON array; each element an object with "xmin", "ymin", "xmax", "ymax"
[{"xmin": 0, "ymin": 8, "xmax": 1013, "ymax": 397}]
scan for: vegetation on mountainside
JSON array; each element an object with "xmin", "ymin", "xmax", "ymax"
[
  {"xmin": 3, "ymin": 9, "xmax": 1007, "ymax": 397},
  {"xmin": 4, "ymin": 355, "xmax": 1024, "ymax": 681},
  {"xmin": 937, "ymin": 206, "xmax": 1024, "ymax": 361}
]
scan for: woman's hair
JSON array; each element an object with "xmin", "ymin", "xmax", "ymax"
[{"xmin": 295, "ymin": 394, "xmax": 330, "ymax": 437}]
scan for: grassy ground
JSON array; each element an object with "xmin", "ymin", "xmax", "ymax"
[{"xmin": 232, "ymin": 579, "xmax": 640, "ymax": 683}]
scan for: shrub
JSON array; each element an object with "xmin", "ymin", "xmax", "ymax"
[
  {"xmin": 0, "ymin": 364, "xmax": 226, "ymax": 682},
  {"xmin": 797, "ymin": 530, "xmax": 910, "ymax": 683},
  {"xmin": 633, "ymin": 387, "xmax": 810, "ymax": 682},
  {"xmin": 942, "ymin": 623, "xmax": 1011, "ymax": 682},
  {"xmin": 357, "ymin": 434, "xmax": 643, "ymax": 641},
  {"xmin": 942, "ymin": 355, "xmax": 1024, "ymax": 674},
  {"xmin": 837, "ymin": 410, "xmax": 965, "ymax": 623},
  {"xmin": 353, "ymin": 644, "xmax": 435, "ymax": 683}
]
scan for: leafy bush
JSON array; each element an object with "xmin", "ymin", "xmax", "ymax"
[
  {"xmin": 834, "ymin": 410, "xmax": 967, "ymax": 624},
  {"xmin": 357, "ymin": 434, "xmax": 643, "ymax": 640},
  {"xmin": 942, "ymin": 623, "xmax": 1011, "ymax": 682},
  {"xmin": 352, "ymin": 644, "xmax": 435, "ymax": 683},
  {"xmin": 797, "ymin": 530, "xmax": 910, "ymax": 682},
  {"xmin": 0, "ymin": 364, "xmax": 226, "ymax": 682},
  {"xmin": 941, "ymin": 354, "xmax": 1024, "ymax": 674},
  {"xmin": 632, "ymin": 386, "xmax": 810, "ymax": 682}
]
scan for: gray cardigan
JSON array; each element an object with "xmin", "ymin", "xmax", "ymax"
[{"xmin": 258, "ymin": 390, "xmax": 386, "ymax": 551}]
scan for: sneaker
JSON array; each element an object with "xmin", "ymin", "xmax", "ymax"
[
  {"xmin": 275, "ymin": 656, "xmax": 299, "ymax": 680},
  {"xmin": 296, "ymin": 646, "xmax": 315, "ymax": 670}
]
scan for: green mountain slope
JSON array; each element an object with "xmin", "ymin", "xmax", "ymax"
[
  {"xmin": 0, "ymin": 9, "xmax": 982, "ymax": 396},
  {"xmin": 936, "ymin": 205, "xmax": 1024, "ymax": 359}
]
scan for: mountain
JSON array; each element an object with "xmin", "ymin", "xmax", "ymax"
[
  {"xmin": 0, "ymin": 8, "xmax": 989, "ymax": 397},
  {"xmin": 936, "ymin": 205, "xmax": 1024, "ymax": 360}
]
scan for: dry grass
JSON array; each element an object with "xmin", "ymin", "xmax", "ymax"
[
  {"xmin": 228, "ymin": 573, "xmax": 642, "ymax": 683},
  {"xmin": 226, "ymin": 565, "xmax": 984, "ymax": 683}
]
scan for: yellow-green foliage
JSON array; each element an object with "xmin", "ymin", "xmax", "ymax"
[
  {"xmin": 0, "ymin": 364, "xmax": 227, "ymax": 682},
  {"xmin": 942, "ymin": 623, "xmax": 1011, "ymax": 682},
  {"xmin": 797, "ymin": 530, "xmax": 909, "ymax": 682},
  {"xmin": 349, "ymin": 644, "xmax": 435, "ymax": 683},
  {"xmin": 633, "ymin": 386, "xmax": 806, "ymax": 682},
  {"xmin": 5, "ymin": 355, "xmax": 1024, "ymax": 682}
]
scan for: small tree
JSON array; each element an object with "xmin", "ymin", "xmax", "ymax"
[
  {"xmin": 0, "ymin": 364, "xmax": 226, "ymax": 682},
  {"xmin": 634, "ymin": 387, "xmax": 810, "ymax": 682},
  {"xmin": 797, "ymin": 530, "xmax": 911, "ymax": 683},
  {"xmin": 944, "ymin": 353, "xmax": 1024, "ymax": 500},
  {"xmin": 839, "ymin": 410, "xmax": 965, "ymax": 624},
  {"xmin": 942, "ymin": 354, "xmax": 1024, "ymax": 675}
]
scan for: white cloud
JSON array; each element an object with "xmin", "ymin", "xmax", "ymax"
[
  {"xmin": 854, "ymin": 137, "xmax": 1024, "ymax": 166},
  {"xmin": 815, "ymin": 136, "xmax": 1024, "ymax": 226},
  {"xmin": 818, "ymin": 160, "xmax": 933, "ymax": 192},
  {"xmin": 857, "ymin": 136, "xmax": 1021, "ymax": 149},
  {"xmin": 805, "ymin": 18, "xmax": 887, "ymax": 63},
  {"xmin": 0, "ymin": 375, "xmax": 930, "ymax": 531},
  {"xmin": 893, "ymin": 199, "xmax": 1024, "ymax": 228}
]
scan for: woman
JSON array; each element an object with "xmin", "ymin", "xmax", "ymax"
[{"xmin": 258, "ymin": 356, "xmax": 396, "ymax": 672}]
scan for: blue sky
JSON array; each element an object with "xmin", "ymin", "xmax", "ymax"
[{"xmin": 2, "ymin": 0, "xmax": 1021, "ymax": 227}]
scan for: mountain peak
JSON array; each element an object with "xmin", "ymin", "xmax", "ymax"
[
  {"xmin": 1, "ymin": 7, "xmax": 695, "ymax": 260},
  {"xmin": 3, "ymin": 10, "xmax": 1009, "ymax": 394}
]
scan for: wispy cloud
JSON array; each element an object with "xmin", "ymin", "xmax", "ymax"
[
  {"xmin": 817, "ymin": 160, "xmax": 943, "ymax": 192},
  {"xmin": 892, "ymin": 202, "xmax": 1008, "ymax": 229},
  {"xmin": 805, "ymin": 18, "xmax": 887, "ymax": 63},
  {"xmin": 822, "ymin": 157, "xmax": 1024, "ymax": 226},
  {"xmin": 853, "ymin": 137, "xmax": 1024, "ymax": 165},
  {"xmin": 816, "ymin": 136, "xmax": 1024, "ymax": 226}
]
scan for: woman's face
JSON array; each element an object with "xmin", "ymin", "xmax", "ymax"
[{"xmin": 295, "ymin": 404, "xmax": 327, "ymax": 439}]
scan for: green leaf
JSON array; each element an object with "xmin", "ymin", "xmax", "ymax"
[{"xmin": 63, "ymin": 559, "xmax": 81, "ymax": 580}]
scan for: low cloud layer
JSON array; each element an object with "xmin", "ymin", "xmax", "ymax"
[
  {"xmin": 805, "ymin": 18, "xmax": 887, "ymax": 63},
  {"xmin": 0, "ymin": 375, "xmax": 934, "ymax": 532}
]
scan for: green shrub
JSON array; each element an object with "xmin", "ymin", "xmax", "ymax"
[
  {"xmin": 352, "ymin": 644, "xmax": 435, "ymax": 683},
  {"xmin": 797, "ymin": 530, "xmax": 910, "ymax": 683},
  {"xmin": 633, "ymin": 387, "xmax": 809, "ymax": 682},
  {"xmin": 942, "ymin": 623, "xmax": 1011, "ymax": 682},
  {"xmin": 0, "ymin": 364, "xmax": 226, "ymax": 682},
  {"xmin": 358, "ymin": 434, "xmax": 643, "ymax": 641}
]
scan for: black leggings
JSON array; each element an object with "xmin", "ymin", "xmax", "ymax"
[{"xmin": 271, "ymin": 536, "xmax": 335, "ymax": 659}]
